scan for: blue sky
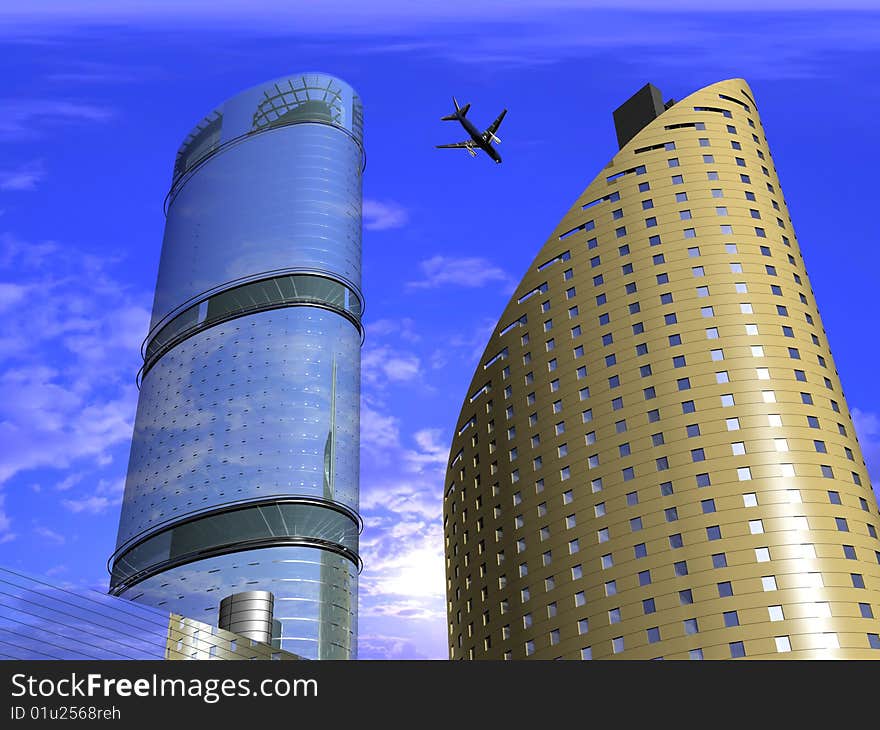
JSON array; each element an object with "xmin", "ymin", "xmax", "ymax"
[{"xmin": 1, "ymin": 1, "xmax": 879, "ymax": 660}]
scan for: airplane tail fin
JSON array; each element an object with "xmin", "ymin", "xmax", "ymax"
[{"xmin": 441, "ymin": 96, "xmax": 469, "ymax": 121}]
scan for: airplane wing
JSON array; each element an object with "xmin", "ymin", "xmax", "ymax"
[
  {"xmin": 485, "ymin": 109, "xmax": 507, "ymax": 137},
  {"xmin": 436, "ymin": 141, "xmax": 473, "ymax": 149}
]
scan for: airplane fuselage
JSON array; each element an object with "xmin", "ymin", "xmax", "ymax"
[{"xmin": 456, "ymin": 114, "xmax": 502, "ymax": 164}]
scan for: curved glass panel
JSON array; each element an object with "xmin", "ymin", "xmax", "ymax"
[
  {"xmin": 144, "ymin": 272, "xmax": 362, "ymax": 372},
  {"xmin": 252, "ymin": 77, "xmax": 346, "ymax": 131},
  {"xmin": 173, "ymin": 73, "xmax": 363, "ymax": 186},
  {"xmin": 173, "ymin": 110, "xmax": 223, "ymax": 180},
  {"xmin": 111, "ymin": 499, "xmax": 360, "ymax": 591},
  {"xmin": 114, "ymin": 73, "xmax": 363, "ymax": 662},
  {"xmin": 153, "ymin": 86, "xmax": 363, "ymax": 325},
  {"xmin": 118, "ymin": 546, "xmax": 358, "ymax": 660},
  {"xmin": 118, "ymin": 307, "xmax": 361, "ymax": 546}
]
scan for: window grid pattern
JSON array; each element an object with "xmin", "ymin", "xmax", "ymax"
[{"xmin": 443, "ymin": 79, "xmax": 880, "ymax": 661}]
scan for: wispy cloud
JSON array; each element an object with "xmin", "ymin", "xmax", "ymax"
[
  {"xmin": 0, "ymin": 234, "xmax": 149, "ymax": 491},
  {"xmin": 33, "ymin": 525, "xmax": 65, "ymax": 545},
  {"xmin": 362, "ymin": 199, "xmax": 408, "ymax": 231},
  {"xmin": 429, "ymin": 316, "xmax": 498, "ymax": 374},
  {"xmin": 353, "ymin": 259, "xmax": 527, "ymax": 657},
  {"xmin": 62, "ymin": 495, "xmax": 112, "ymax": 514},
  {"xmin": 358, "ymin": 314, "xmax": 450, "ymax": 658},
  {"xmin": 852, "ymin": 408, "xmax": 880, "ymax": 494},
  {"xmin": 401, "ymin": 429, "xmax": 449, "ymax": 476},
  {"xmin": 357, "ymin": 632, "xmax": 442, "ymax": 660},
  {"xmin": 366, "ymin": 317, "xmax": 421, "ymax": 343},
  {"xmin": 360, "ymin": 400, "xmax": 402, "ymax": 457},
  {"xmin": 54, "ymin": 472, "xmax": 85, "ymax": 492},
  {"xmin": 62, "ymin": 476, "xmax": 124, "ymax": 515},
  {"xmin": 1, "ymin": 1, "xmax": 878, "ymax": 31},
  {"xmin": 406, "ymin": 255, "xmax": 512, "ymax": 290},
  {"xmin": 358, "ymin": 464, "xmax": 448, "ymax": 660},
  {"xmin": 0, "ymin": 494, "xmax": 14, "ymax": 544},
  {"xmin": 0, "ymin": 160, "xmax": 46, "ymax": 191},
  {"xmin": 361, "ymin": 344, "xmax": 422, "ymax": 386},
  {"xmin": 2, "ymin": 3, "xmax": 879, "ymax": 82},
  {"xmin": 359, "ymin": 519, "xmax": 445, "ymax": 604},
  {"xmin": 0, "ymin": 100, "xmax": 114, "ymax": 141},
  {"xmin": 44, "ymin": 60, "xmax": 147, "ymax": 84},
  {"xmin": 0, "ymin": 282, "xmax": 28, "ymax": 310},
  {"xmin": 361, "ymin": 478, "xmax": 445, "ymax": 523}
]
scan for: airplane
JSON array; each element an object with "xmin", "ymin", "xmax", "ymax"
[{"xmin": 436, "ymin": 97, "xmax": 507, "ymax": 164}]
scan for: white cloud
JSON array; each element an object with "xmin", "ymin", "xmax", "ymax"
[
  {"xmin": 0, "ymin": 234, "xmax": 149, "ymax": 496},
  {"xmin": 401, "ymin": 428, "xmax": 449, "ymax": 475},
  {"xmin": 0, "ymin": 373, "xmax": 137, "ymax": 484},
  {"xmin": 357, "ymin": 633, "xmax": 441, "ymax": 660},
  {"xmin": 360, "ymin": 401, "xmax": 401, "ymax": 454},
  {"xmin": 360, "ymin": 537, "xmax": 445, "ymax": 604},
  {"xmin": 0, "ymin": 160, "xmax": 46, "ymax": 191},
  {"xmin": 357, "ymin": 396, "xmax": 450, "ymax": 658},
  {"xmin": 360, "ymin": 468, "xmax": 445, "ymax": 524},
  {"xmin": 62, "ymin": 495, "xmax": 113, "ymax": 514},
  {"xmin": 0, "ymin": 1, "xmax": 875, "ymax": 33},
  {"xmin": 406, "ymin": 255, "xmax": 512, "ymax": 290},
  {"xmin": 0, "ymin": 100, "xmax": 114, "ymax": 141},
  {"xmin": 852, "ymin": 408, "xmax": 880, "ymax": 491},
  {"xmin": 33, "ymin": 525, "xmax": 65, "ymax": 545},
  {"xmin": 366, "ymin": 317, "xmax": 420, "ymax": 343},
  {"xmin": 357, "ymin": 494, "xmax": 447, "ymax": 660},
  {"xmin": 44, "ymin": 60, "xmax": 151, "ymax": 84},
  {"xmin": 54, "ymin": 472, "xmax": 84, "ymax": 492},
  {"xmin": 362, "ymin": 199, "xmax": 408, "ymax": 231},
  {"xmin": 0, "ymin": 494, "xmax": 14, "ymax": 543},
  {"xmin": 0, "ymin": 282, "xmax": 28, "ymax": 310},
  {"xmin": 361, "ymin": 345, "xmax": 422, "ymax": 386},
  {"xmin": 62, "ymin": 475, "xmax": 124, "ymax": 514},
  {"xmin": 2, "ymin": 3, "xmax": 876, "ymax": 83}
]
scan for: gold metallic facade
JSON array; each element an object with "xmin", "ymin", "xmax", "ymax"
[
  {"xmin": 164, "ymin": 614, "xmax": 301, "ymax": 660},
  {"xmin": 443, "ymin": 79, "xmax": 880, "ymax": 660}
]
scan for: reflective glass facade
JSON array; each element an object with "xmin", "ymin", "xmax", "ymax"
[
  {"xmin": 0, "ymin": 567, "xmax": 301, "ymax": 660},
  {"xmin": 111, "ymin": 73, "xmax": 364, "ymax": 659}
]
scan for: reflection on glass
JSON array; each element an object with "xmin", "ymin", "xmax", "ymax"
[{"xmin": 113, "ymin": 73, "xmax": 363, "ymax": 660}]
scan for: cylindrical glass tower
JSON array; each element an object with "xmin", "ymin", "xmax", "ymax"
[
  {"xmin": 109, "ymin": 73, "xmax": 364, "ymax": 660},
  {"xmin": 443, "ymin": 78, "xmax": 880, "ymax": 660}
]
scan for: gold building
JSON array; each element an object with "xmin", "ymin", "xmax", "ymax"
[{"xmin": 443, "ymin": 78, "xmax": 880, "ymax": 660}]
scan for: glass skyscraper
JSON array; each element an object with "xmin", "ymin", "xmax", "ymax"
[{"xmin": 109, "ymin": 73, "xmax": 364, "ymax": 660}]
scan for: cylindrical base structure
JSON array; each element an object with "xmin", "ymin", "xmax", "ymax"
[{"xmin": 218, "ymin": 591, "xmax": 275, "ymax": 644}]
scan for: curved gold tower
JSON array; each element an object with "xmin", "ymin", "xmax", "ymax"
[{"xmin": 443, "ymin": 79, "xmax": 880, "ymax": 660}]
